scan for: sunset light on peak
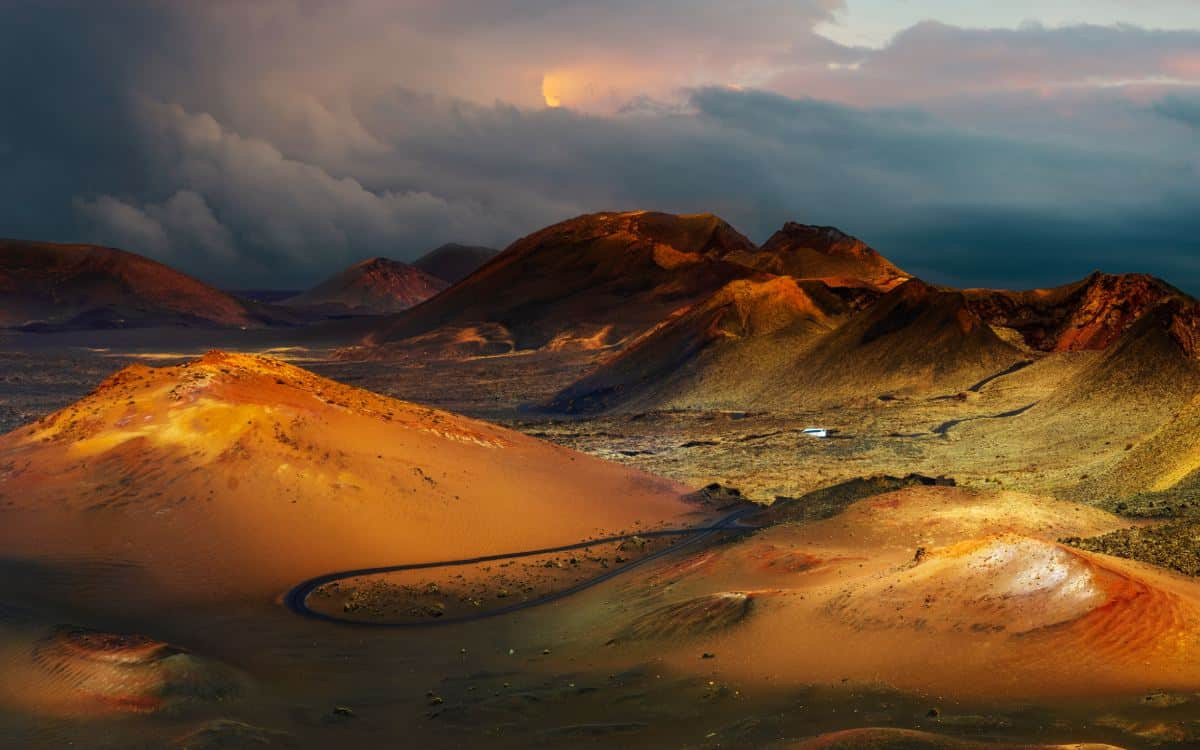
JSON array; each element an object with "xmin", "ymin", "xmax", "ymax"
[{"xmin": 3, "ymin": 2, "xmax": 1200, "ymax": 747}]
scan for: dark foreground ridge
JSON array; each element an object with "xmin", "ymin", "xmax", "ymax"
[{"xmin": 284, "ymin": 506, "xmax": 760, "ymax": 627}]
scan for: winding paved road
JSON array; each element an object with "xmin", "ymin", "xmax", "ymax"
[{"xmin": 284, "ymin": 506, "xmax": 760, "ymax": 628}]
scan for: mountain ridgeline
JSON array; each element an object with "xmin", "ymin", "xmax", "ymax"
[{"xmin": 4, "ymin": 213, "xmax": 1195, "ymax": 417}]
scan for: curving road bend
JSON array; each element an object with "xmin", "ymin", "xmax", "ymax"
[{"xmin": 284, "ymin": 506, "xmax": 760, "ymax": 628}]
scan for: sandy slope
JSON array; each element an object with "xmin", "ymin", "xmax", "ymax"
[
  {"xmin": 952, "ymin": 298, "xmax": 1200, "ymax": 488},
  {"xmin": 549, "ymin": 276, "xmax": 848, "ymax": 412},
  {"xmin": 0, "ymin": 352, "xmax": 698, "ymax": 606},
  {"xmin": 584, "ymin": 486, "xmax": 1200, "ymax": 699},
  {"xmin": 0, "ymin": 624, "xmax": 241, "ymax": 718},
  {"xmin": 780, "ymin": 728, "xmax": 1122, "ymax": 749},
  {"xmin": 551, "ymin": 278, "xmax": 1025, "ymax": 412}
]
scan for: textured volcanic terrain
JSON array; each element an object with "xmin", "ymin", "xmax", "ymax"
[
  {"xmin": 553, "ymin": 278, "xmax": 1024, "ymax": 412},
  {"xmin": 964, "ymin": 272, "xmax": 1182, "ymax": 352},
  {"xmin": 412, "ymin": 243, "xmax": 500, "ymax": 284},
  {"xmin": 582, "ymin": 486, "xmax": 1200, "ymax": 699},
  {"xmin": 359, "ymin": 211, "xmax": 765, "ymax": 354},
  {"xmin": 0, "ymin": 625, "xmax": 240, "ymax": 718},
  {"xmin": 1063, "ymin": 300, "xmax": 1200, "ymax": 501},
  {"xmin": 548, "ymin": 276, "xmax": 849, "ymax": 412},
  {"xmin": 9, "ymin": 212, "xmax": 1200, "ymax": 748},
  {"xmin": 0, "ymin": 352, "xmax": 696, "ymax": 606},
  {"xmin": 727, "ymin": 278, "xmax": 1023, "ymax": 405},
  {"xmin": 0, "ymin": 240, "xmax": 265, "ymax": 330},
  {"xmin": 780, "ymin": 728, "xmax": 1121, "ymax": 749},
  {"xmin": 742, "ymin": 222, "xmax": 911, "ymax": 292},
  {"xmin": 968, "ymin": 297, "xmax": 1200, "ymax": 470},
  {"xmin": 284, "ymin": 257, "xmax": 448, "ymax": 315},
  {"xmin": 1042, "ymin": 297, "xmax": 1200, "ymax": 410}
]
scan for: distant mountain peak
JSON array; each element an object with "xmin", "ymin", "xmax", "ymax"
[
  {"xmin": 359, "ymin": 210, "xmax": 763, "ymax": 354},
  {"xmin": 965, "ymin": 271, "xmax": 1188, "ymax": 352},
  {"xmin": 750, "ymin": 222, "xmax": 910, "ymax": 291},
  {"xmin": 413, "ymin": 243, "xmax": 500, "ymax": 284},
  {"xmin": 0, "ymin": 238, "xmax": 264, "ymax": 330},
  {"xmin": 285, "ymin": 257, "xmax": 447, "ymax": 315}
]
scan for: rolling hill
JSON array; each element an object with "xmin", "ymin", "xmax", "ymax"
[
  {"xmin": 358, "ymin": 211, "xmax": 765, "ymax": 354},
  {"xmin": 548, "ymin": 276, "xmax": 849, "ymax": 412},
  {"xmin": 740, "ymin": 222, "xmax": 911, "ymax": 291},
  {"xmin": 283, "ymin": 257, "xmax": 448, "ymax": 315},
  {"xmin": 0, "ymin": 352, "xmax": 696, "ymax": 605},
  {"xmin": 413, "ymin": 243, "xmax": 500, "ymax": 284},
  {"xmin": 0, "ymin": 239, "xmax": 268, "ymax": 330},
  {"xmin": 551, "ymin": 278, "xmax": 1025, "ymax": 412}
]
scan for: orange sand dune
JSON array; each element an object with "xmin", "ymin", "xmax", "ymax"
[
  {"xmin": 0, "ymin": 352, "xmax": 698, "ymax": 607},
  {"xmin": 591, "ymin": 487, "xmax": 1200, "ymax": 698}
]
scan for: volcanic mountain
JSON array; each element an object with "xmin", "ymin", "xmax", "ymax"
[
  {"xmin": 741, "ymin": 223, "xmax": 911, "ymax": 291},
  {"xmin": 0, "ymin": 352, "xmax": 696, "ymax": 606},
  {"xmin": 548, "ymin": 276, "xmax": 849, "ymax": 412},
  {"xmin": 1029, "ymin": 297, "xmax": 1200, "ymax": 425},
  {"xmin": 552, "ymin": 278, "xmax": 1024, "ymax": 412},
  {"xmin": 0, "ymin": 239, "xmax": 265, "ymax": 330},
  {"xmin": 284, "ymin": 257, "xmax": 448, "ymax": 315},
  {"xmin": 1055, "ymin": 298, "xmax": 1200, "ymax": 499},
  {"xmin": 964, "ymin": 271, "xmax": 1182, "ymax": 352},
  {"xmin": 942, "ymin": 296, "xmax": 1200, "ymax": 495},
  {"xmin": 795, "ymin": 280, "xmax": 1025, "ymax": 399},
  {"xmin": 413, "ymin": 243, "xmax": 500, "ymax": 284},
  {"xmin": 358, "ymin": 211, "xmax": 764, "ymax": 355}
]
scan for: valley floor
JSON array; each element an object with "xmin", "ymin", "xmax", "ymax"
[{"xmin": 3, "ymin": 335, "xmax": 1200, "ymax": 749}]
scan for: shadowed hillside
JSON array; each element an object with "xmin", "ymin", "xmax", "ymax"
[
  {"xmin": 548, "ymin": 276, "xmax": 849, "ymax": 412},
  {"xmin": 284, "ymin": 257, "xmax": 448, "ymax": 315},
  {"xmin": 357, "ymin": 211, "xmax": 765, "ymax": 355},
  {"xmin": 413, "ymin": 243, "xmax": 500, "ymax": 284},
  {"xmin": 0, "ymin": 240, "xmax": 271, "ymax": 330},
  {"xmin": 965, "ymin": 272, "xmax": 1182, "ymax": 352},
  {"xmin": 551, "ymin": 278, "xmax": 1024, "ymax": 412}
]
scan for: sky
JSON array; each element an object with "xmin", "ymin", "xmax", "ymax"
[{"xmin": 1, "ymin": 1, "xmax": 1198, "ymax": 290}]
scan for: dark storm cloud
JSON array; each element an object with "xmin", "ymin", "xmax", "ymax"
[
  {"xmin": 1156, "ymin": 95, "xmax": 1200, "ymax": 128},
  {"xmin": 0, "ymin": 1, "xmax": 1198, "ymax": 291},
  {"xmin": 0, "ymin": 2, "xmax": 168, "ymax": 238}
]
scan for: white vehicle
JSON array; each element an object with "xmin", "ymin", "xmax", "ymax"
[{"xmin": 801, "ymin": 428, "xmax": 829, "ymax": 439}]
